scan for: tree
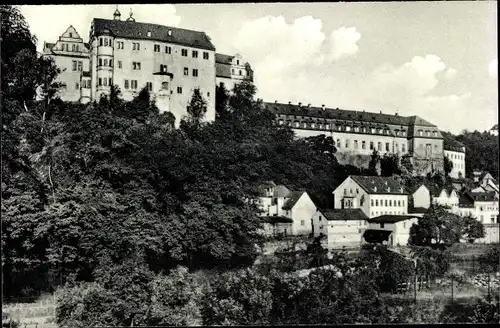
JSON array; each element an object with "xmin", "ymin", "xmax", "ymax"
[
  {"xmin": 461, "ymin": 216, "xmax": 485, "ymax": 243},
  {"xmin": 408, "ymin": 205, "xmax": 463, "ymax": 247},
  {"xmin": 400, "ymin": 155, "xmax": 414, "ymax": 175},
  {"xmin": 187, "ymin": 88, "xmax": 207, "ymax": 120},
  {"xmin": 215, "ymin": 83, "xmax": 230, "ymax": 119},
  {"xmin": 443, "ymin": 156, "xmax": 453, "ymax": 176},
  {"xmin": 380, "ymin": 153, "xmax": 401, "ymax": 177},
  {"xmin": 368, "ymin": 150, "xmax": 380, "ymax": 175}
]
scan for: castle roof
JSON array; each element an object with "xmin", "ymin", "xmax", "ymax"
[
  {"xmin": 91, "ymin": 18, "xmax": 216, "ymax": 51},
  {"xmin": 350, "ymin": 175, "xmax": 408, "ymax": 195},
  {"xmin": 264, "ymin": 102, "xmax": 440, "ymax": 131}
]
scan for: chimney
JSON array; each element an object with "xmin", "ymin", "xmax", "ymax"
[
  {"xmin": 307, "ymin": 103, "xmax": 311, "ymax": 108},
  {"xmin": 400, "ymin": 187, "xmax": 404, "ymax": 193},
  {"xmin": 395, "ymin": 112, "xmax": 399, "ymax": 116},
  {"xmin": 380, "ymin": 110, "xmax": 382, "ymax": 114},
  {"xmin": 275, "ymin": 100, "xmax": 278, "ymax": 103},
  {"xmin": 288, "ymin": 101, "xmax": 292, "ymax": 105},
  {"xmin": 387, "ymin": 187, "xmax": 391, "ymax": 192},
  {"xmin": 298, "ymin": 102, "xmax": 302, "ymax": 107},
  {"xmin": 322, "ymin": 104, "xmax": 325, "ymax": 110},
  {"xmin": 373, "ymin": 186, "xmax": 377, "ymax": 192}
]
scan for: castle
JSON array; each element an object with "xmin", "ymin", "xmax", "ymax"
[
  {"xmin": 43, "ymin": 8, "xmax": 459, "ymax": 177},
  {"xmin": 41, "ymin": 7, "xmax": 253, "ymax": 126},
  {"xmin": 264, "ymin": 101, "xmax": 446, "ymax": 176}
]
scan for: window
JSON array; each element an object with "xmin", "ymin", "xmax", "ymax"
[
  {"xmin": 301, "ymin": 220, "xmax": 305, "ymax": 226},
  {"xmin": 389, "ymin": 200, "xmax": 392, "ymax": 206},
  {"xmin": 98, "ymin": 78, "xmax": 102, "ymax": 86},
  {"xmin": 75, "ymin": 82, "xmax": 79, "ymax": 90},
  {"xmin": 237, "ymin": 60, "xmax": 240, "ymax": 65},
  {"xmin": 346, "ymin": 126, "xmax": 351, "ymax": 132},
  {"xmin": 336, "ymin": 139, "xmax": 341, "ymax": 148},
  {"xmin": 118, "ymin": 61, "xmax": 122, "ymax": 69},
  {"xmin": 354, "ymin": 140, "xmax": 359, "ymax": 149},
  {"xmin": 375, "ymin": 200, "xmax": 379, "ymax": 206},
  {"xmin": 386, "ymin": 142, "xmax": 390, "ymax": 152},
  {"xmin": 402, "ymin": 144, "xmax": 406, "ymax": 153},
  {"xmin": 184, "ymin": 67, "xmax": 189, "ymax": 76},
  {"xmin": 124, "ymin": 80, "xmax": 129, "ymax": 89},
  {"xmin": 132, "ymin": 42, "xmax": 140, "ymax": 50},
  {"xmin": 192, "ymin": 50, "xmax": 198, "ymax": 58},
  {"xmin": 154, "ymin": 44, "xmax": 160, "ymax": 52},
  {"xmin": 177, "ymin": 86, "xmax": 183, "ymax": 94},
  {"xmin": 370, "ymin": 141, "xmax": 374, "ymax": 150},
  {"xmin": 72, "ymin": 44, "xmax": 76, "ymax": 51},
  {"xmin": 99, "ymin": 38, "xmax": 103, "ymax": 46},
  {"xmin": 203, "ymin": 52, "xmax": 209, "ymax": 59},
  {"xmin": 362, "ymin": 141, "xmax": 366, "ymax": 149},
  {"xmin": 104, "ymin": 38, "xmax": 109, "ymax": 47},
  {"xmin": 239, "ymin": 70, "xmax": 242, "ymax": 75},
  {"xmin": 72, "ymin": 60, "xmax": 77, "ymax": 71},
  {"xmin": 146, "ymin": 82, "xmax": 153, "ymax": 91},
  {"xmin": 165, "ymin": 46, "xmax": 171, "ymax": 54},
  {"xmin": 160, "ymin": 64, "xmax": 168, "ymax": 72},
  {"xmin": 98, "ymin": 58, "xmax": 102, "ymax": 67},
  {"xmin": 418, "ymin": 130, "xmax": 423, "ymax": 136},
  {"xmin": 131, "ymin": 80, "xmax": 138, "ymax": 89},
  {"xmin": 69, "ymin": 32, "xmax": 73, "ymax": 38},
  {"xmin": 193, "ymin": 69, "xmax": 198, "ymax": 77},
  {"xmin": 371, "ymin": 128, "xmax": 376, "ymax": 134},
  {"xmin": 109, "ymin": 78, "xmax": 113, "ymax": 86},
  {"xmin": 371, "ymin": 199, "xmax": 374, "ymax": 206},
  {"xmin": 104, "ymin": 59, "xmax": 108, "ymax": 66},
  {"xmin": 385, "ymin": 200, "xmax": 388, "ymax": 206},
  {"xmin": 116, "ymin": 41, "xmax": 124, "ymax": 49},
  {"xmin": 377, "ymin": 142, "xmax": 382, "ymax": 151},
  {"xmin": 181, "ymin": 49, "xmax": 188, "ymax": 56},
  {"xmin": 380, "ymin": 223, "xmax": 385, "ymax": 228},
  {"xmin": 161, "ymin": 82, "xmax": 169, "ymax": 90},
  {"xmin": 345, "ymin": 139, "xmax": 349, "ymax": 148},
  {"xmin": 398, "ymin": 200, "xmax": 401, "ymax": 207},
  {"xmin": 133, "ymin": 62, "xmax": 141, "ymax": 70}
]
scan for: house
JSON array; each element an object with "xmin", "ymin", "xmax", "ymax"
[
  {"xmin": 257, "ymin": 182, "xmax": 317, "ymax": 236},
  {"xmin": 408, "ymin": 183, "xmax": 431, "ymax": 210},
  {"xmin": 312, "ymin": 209, "xmax": 368, "ymax": 249},
  {"xmin": 430, "ymin": 185, "xmax": 460, "ymax": 213},
  {"xmin": 444, "ymin": 144, "xmax": 466, "ymax": 179},
  {"xmin": 365, "ymin": 215, "xmax": 419, "ymax": 246},
  {"xmin": 458, "ymin": 191, "xmax": 499, "ymax": 244},
  {"xmin": 332, "ymin": 175, "xmax": 409, "ymax": 219},
  {"xmin": 489, "ymin": 124, "xmax": 498, "ymax": 136}
]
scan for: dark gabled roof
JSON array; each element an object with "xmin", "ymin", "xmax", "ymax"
[
  {"xmin": 469, "ymin": 191, "xmax": 497, "ymax": 202},
  {"xmin": 282, "ymin": 191, "xmax": 305, "ymax": 210},
  {"xmin": 92, "ymin": 18, "xmax": 216, "ymax": 51},
  {"xmin": 350, "ymin": 175, "xmax": 407, "ymax": 195},
  {"xmin": 263, "ymin": 216, "xmax": 293, "ymax": 224},
  {"xmin": 318, "ymin": 208, "xmax": 368, "ymax": 221},
  {"xmin": 368, "ymin": 215, "xmax": 418, "ymax": 224},
  {"xmin": 406, "ymin": 115, "xmax": 437, "ymax": 127},
  {"xmin": 215, "ymin": 62, "xmax": 232, "ymax": 78},
  {"xmin": 363, "ymin": 229, "xmax": 392, "ymax": 243},
  {"xmin": 406, "ymin": 182, "xmax": 427, "ymax": 195},
  {"xmin": 409, "ymin": 207, "xmax": 428, "ymax": 214},
  {"xmin": 215, "ymin": 53, "xmax": 234, "ymax": 64}
]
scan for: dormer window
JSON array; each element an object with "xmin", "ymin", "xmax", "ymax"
[
  {"xmin": 373, "ymin": 186, "xmax": 377, "ymax": 192},
  {"xmin": 147, "ymin": 31, "xmax": 152, "ymax": 37}
]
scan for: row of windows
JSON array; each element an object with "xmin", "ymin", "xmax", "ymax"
[
  {"xmin": 72, "ymin": 60, "xmax": 83, "ymax": 71},
  {"xmin": 76, "ymin": 80, "xmax": 91, "ymax": 89},
  {"xmin": 370, "ymin": 199, "xmax": 406, "ymax": 207},
  {"xmin": 99, "ymin": 37, "xmax": 210, "ymax": 60},
  {"xmin": 478, "ymin": 215, "xmax": 497, "ymax": 223},
  {"xmin": 447, "ymin": 153, "xmax": 465, "ymax": 161},
  {"xmin": 99, "ymin": 60, "xmax": 200, "ymax": 78},
  {"xmin": 277, "ymin": 120, "xmax": 408, "ymax": 136},
  {"xmin": 418, "ymin": 130, "xmax": 439, "ymax": 137},
  {"xmin": 97, "ymin": 58, "xmax": 113, "ymax": 67},
  {"xmin": 478, "ymin": 206, "xmax": 498, "ymax": 211},
  {"xmin": 232, "ymin": 68, "xmax": 244, "ymax": 76},
  {"xmin": 370, "ymin": 211, "xmax": 407, "ymax": 218},
  {"xmin": 60, "ymin": 43, "xmax": 82, "ymax": 52},
  {"xmin": 97, "ymin": 77, "xmax": 113, "ymax": 87},
  {"xmin": 336, "ymin": 139, "xmax": 407, "ymax": 153}
]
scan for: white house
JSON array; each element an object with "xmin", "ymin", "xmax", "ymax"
[
  {"xmin": 489, "ymin": 124, "xmax": 498, "ymax": 136},
  {"xmin": 458, "ymin": 191, "xmax": 499, "ymax": 244},
  {"xmin": 431, "ymin": 186, "xmax": 460, "ymax": 214},
  {"xmin": 311, "ymin": 209, "xmax": 368, "ymax": 249},
  {"xmin": 332, "ymin": 175, "xmax": 409, "ymax": 219},
  {"xmin": 444, "ymin": 146, "xmax": 466, "ymax": 179},
  {"xmin": 364, "ymin": 215, "xmax": 419, "ymax": 246},
  {"xmin": 257, "ymin": 182, "xmax": 317, "ymax": 236}
]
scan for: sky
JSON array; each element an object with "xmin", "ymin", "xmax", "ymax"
[{"xmin": 20, "ymin": 2, "xmax": 498, "ymax": 134}]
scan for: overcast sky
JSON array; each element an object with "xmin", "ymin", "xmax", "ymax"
[{"xmin": 20, "ymin": 3, "xmax": 497, "ymax": 134}]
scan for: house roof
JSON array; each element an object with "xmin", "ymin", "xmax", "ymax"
[
  {"xmin": 368, "ymin": 215, "xmax": 418, "ymax": 224},
  {"xmin": 363, "ymin": 229, "xmax": 392, "ymax": 243},
  {"xmin": 350, "ymin": 175, "xmax": 407, "ymax": 195},
  {"xmin": 318, "ymin": 208, "xmax": 368, "ymax": 221},
  {"xmin": 92, "ymin": 18, "xmax": 216, "ymax": 51},
  {"xmin": 409, "ymin": 207, "xmax": 428, "ymax": 214},
  {"xmin": 282, "ymin": 191, "xmax": 305, "ymax": 210},
  {"xmin": 263, "ymin": 216, "xmax": 293, "ymax": 224},
  {"xmin": 459, "ymin": 190, "xmax": 497, "ymax": 205},
  {"xmin": 492, "ymin": 124, "xmax": 498, "ymax": 130},
  {"xmin": 263, "ymin": 102, "xmax": 440, "ymax": 132},
  {"xmin": 215, "ymin": 53, "xmax": 234, "ymax": 64},
  {"xmin": 215, "ymin": 62, "xmax": 232, "ymax": 78}
]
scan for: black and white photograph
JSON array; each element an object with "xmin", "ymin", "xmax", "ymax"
[{"xmin": 1, "ymin": 2, "xmax": 499, "ymax": 326}]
